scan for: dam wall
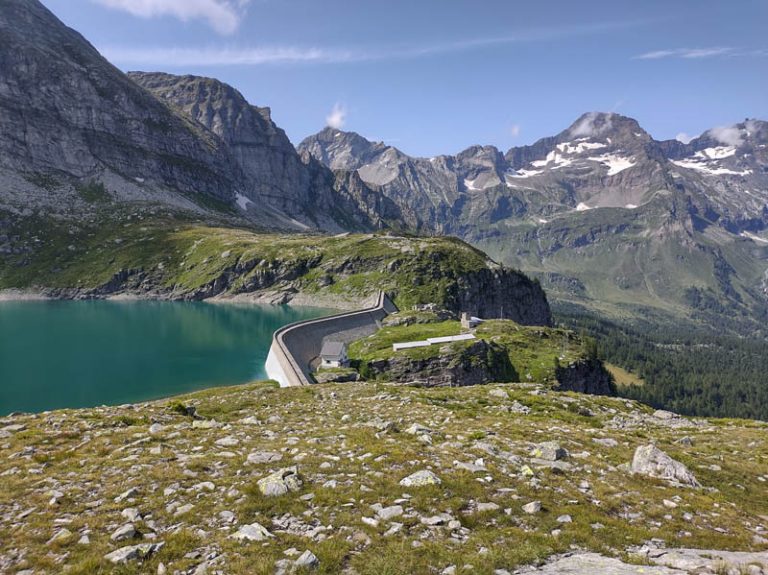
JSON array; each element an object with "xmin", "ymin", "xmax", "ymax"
[{"xmin": 266, "ymin": 291, "xmax": 397, "ymax": 387}]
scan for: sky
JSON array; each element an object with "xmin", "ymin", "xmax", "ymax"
[{"xmin": 41, "ymin": 0, "xmax": 768, "ymax": 157}]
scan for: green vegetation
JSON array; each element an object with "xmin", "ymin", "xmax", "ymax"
[
  {"xmin": 349, "ymin": 313, "xmax": 587, "ymax": 384},
  {"xmin": 1, "ymin": 380, "xmax": 766, "ymax": 574},
  {"xmin": 0, "ymin": 212, "xmax": 502, "ymax": 311},
  {"xmin": 560, "ymin": 309, "xmax": 768, "ymax": 420},
  {"xmin": 76, "ymin": 180, "xmax": 111, "ymax": 203}
]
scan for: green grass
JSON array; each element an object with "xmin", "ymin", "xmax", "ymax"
[
  {"xmin": 1, "ymin": 380, "xmax": 766, "ymax": 575},
  {"xmin": 0, "ymin": 212, "xmax": 518, "ymax": 313},
  {"xmin": 348, "ymin": 315, "xmax": 588, "ymax": 384}
]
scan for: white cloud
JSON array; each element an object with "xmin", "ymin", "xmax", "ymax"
[
  {"xmin": 571, "ymin": 112, "xmax": 614, "ymax": 137},
  {"xmin": 634, "ymin": 47, "xmax": 734, "ymax": 60},
  {"xmin": 92, "ymin": 0, "xmax": 251, "ymax": 35},
  {"xmin": 509, "ymin": 124, "xmax": 521, "ymax": 138},
  {"xmin": 675, "ymin": 132, "xmax": 693, "ymax": 144},
  {"xmin": 99, "ymin": 20, "xmax": 645, "ymax": 67},
  {"xmin": 709, "ymin": 125, "xmax": 744, "ymax": 147},
  {"xmin": 326, "ymin": 103, "xmax": 347, "ymax": 130},
  {"xmin": 101, "ymin": 45, "xmax": 354, "ymax": 66}
]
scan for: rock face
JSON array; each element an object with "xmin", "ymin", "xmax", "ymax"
[
  {"xmin": 0, "ymin": 0, "xmax": 238, "ymax": 205},
  {"xmin": 0, "ymin": 0, "xmax": 387, "ymax": 233},
  {"xmin": 129, "ymin": 72, "xmax": 391, "ymax": 232},
  {"xmin": 366, "ymin": 339, "xmax": 518, "ymax": 387},
  {"xmin": 555, "ymin": 359, "xmax": 616, "ymax": 396},
  {"xmin": 299, "ymin": 116, "xmax": 768, "ymax": 328},
  {"xmin": 630, "ymin": 445, "xmax": 701, "ymax": 487}
]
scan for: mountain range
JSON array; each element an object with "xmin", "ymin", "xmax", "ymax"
[
  {"xmin": 299, "ymin": 115, "xmax": 768, "ymax": 328},
  {"xmin": 1, "ymin": 0, "xmax": 767, "ymax": 331}
]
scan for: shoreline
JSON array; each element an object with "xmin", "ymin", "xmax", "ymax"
[{"xmin": 0, "ymin": 287, "xmax": 368, "ymax": 310}]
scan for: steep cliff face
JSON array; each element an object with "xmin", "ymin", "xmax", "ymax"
[
  {"xmin": 366, "ymin": 339, "xmax": 516, "ymax": 386},
  {"xmin": 0, "ymin": 0, "xmax": 240, "ymax": 205},
  {"xmin": 455, "ymin": 269, "xmax": 552, "ymax": 326},
  {"xmin": 555, "ymin": 359, "xmax": 616, "ymax": 396}
]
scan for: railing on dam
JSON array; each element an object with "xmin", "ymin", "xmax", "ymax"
[{"xmin": 265, "ymin": 291, "xmax": 398, "ymax": 387}]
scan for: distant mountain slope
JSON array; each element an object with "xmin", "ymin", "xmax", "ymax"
[
  {"xmin": 300, "ymin": 114, "xmax": 768, "ymax": 330},
  {"xmin": 128, "ymin": 72, "xmax": 396, "ymax": 231},
  {"xmin": 0, "ymin": 0, "xmax": 388, "ymax": 233}
]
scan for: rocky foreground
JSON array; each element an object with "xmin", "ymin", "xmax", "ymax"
[{"xmin": 1, "ymin": 381, "xmax": 767, "ymax": 574}]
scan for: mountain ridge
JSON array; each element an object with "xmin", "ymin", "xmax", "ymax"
[{"xmin": 299, "ymin": 113, "xmax": 768, "ymax": 330}]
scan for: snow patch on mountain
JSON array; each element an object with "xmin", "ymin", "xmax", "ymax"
[
  {"xmin": 531, "ymin": 150, "xmax": 573, "ymax": 170},
  {"xmin": 235, "ymin": 193, "xmax": 253, "ymax": 211},
  {"xmin": 697, "ymin": 146, "xmax": 737, "ymax": 160},
  {"xmin": 556, "ymin": 140, "xmax": 607, "ymax": 155},
  {"xmin": 508, "ymin": 168, "xmax": 544, "ymax": 179},
  {"xmin": 671, "ymin": 159, "xmax": 752, "ymax": 176},
  {"xmin": 588, "ymin": 154, "xmax": 636, "ymax": 176},
  {"xmin": 576, "ymin": 203, "xmax": 592, "ymax": 212},
  {"xmin": 740, "ymin": 231, "xmax": 768, "ymax": 244}
]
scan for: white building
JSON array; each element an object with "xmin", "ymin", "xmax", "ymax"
[{"xmin": 319, "ymin": 341, "xmax": 348, "ymax": 369}]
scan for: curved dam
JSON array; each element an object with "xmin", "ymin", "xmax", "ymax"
[{"xmin": 265, "ymin": 291, "xmax": 398, "ymax": 387}]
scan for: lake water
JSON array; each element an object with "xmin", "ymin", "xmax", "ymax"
[{"xmin": 0, "ymin": 300, "xmax": 333, "ymax": 414}]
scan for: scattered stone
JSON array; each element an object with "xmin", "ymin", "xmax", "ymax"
[
  {"xmin": 522, "ymin": 501, "xmax": 542, "ymax": 514},
  {"xmin": 231, "ymin": 523, "xmax": 273, "ymax": 542},
  {"xmin": 258, "ymin": 467, "xmax": 303, "ymax": 496},
  {"xmin": 399, "ymin": 470, "xmax": 441, "ymax": 487},
  {"xmin": 104, "ymin": 542, "xmax": 164, "ymax": 565},
  {"xmin": 111, "ymin": 524, "xmax": 138, "ymax": 542},
  {"xmin": 246, "ymin": 451, "xmax": 283, "ymax": 465},
  {"xmin": 556, "ymin": 514, "xmax": 572, "ymax": 524},
  {"xmin": 630, "ymin": 445, "xmax": 700, "ymax": 487},
  {"xmin": 295, "ymin": 549, "xmax": 319, "ymax": 569}
]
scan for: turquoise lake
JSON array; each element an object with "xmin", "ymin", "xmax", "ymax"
[{"xmin": 0, "ymin": 300, "xmax": 333, "ymax": 414}]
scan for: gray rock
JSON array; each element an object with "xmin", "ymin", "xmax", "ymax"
[
  {"xmin": 257, "ymin": 467, "xmax": 303, "ymax": 496},
  {"xmin": 514, "ymin": 552, "xmax": 686, "ymax": 574},
  {"xmin": 231, "ymin": 522, "xmax": 273, "ymax": 542},
  {"xmin": 522, "ymin": 501, "xmax": 542, "ymax": 514},
  {"xmin": 104, "ymin": 542, "xmax": 164, "ymax": 564},
  {"xmin": 399, "ymin": 470, "xmax": 442, "ymax": 487},
  {"xmin": 295, "ymin": 549, "xmax": 319, "ymax": 569},
  {"xmin": 110, "ymin": 524, "xmax": 138, "ymax": 542},
  {"xmin": 630, "ymin": 445, "xmax": 700, "ymax": 487},
  {"xmin": 246, "ymin": 451, "xmax": 283, "ymax": 465},
  {"xmin": 647, "ymin": 548, "xmax": 768, "ymax": 572}
]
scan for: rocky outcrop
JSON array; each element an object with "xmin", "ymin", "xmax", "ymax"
[
  {"xmin": 555, "ymin": 359, "xmax": 615, "ymax": 396},
  {"xmin": 630, "ymin": 444, "xmax": 701, "ymax": 487},
  {"xmin": 0, "ymin": 0, "xmax": 239, "ymax": 204},
  {"xmin": 129, "ymin": 73, "xmax": 388, "ymax": 232},
  {"xmin": 366, "ymin": 339, "xmax": 518, "ymax": 387},
  {"xmin": 454, "ymin": 268, "xmax": 552, "ymax": 326}
]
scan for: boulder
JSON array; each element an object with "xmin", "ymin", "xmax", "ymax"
[
  {"xmin": 104, "ymin": 542, "xmax": 164, "ymax": 564},
  {"xmin": 400, "ymin": 470, "xmax": 441, "ymax": 487},
  {"xmin": 257, "ymin": 467, "xmax": 303, "ymax": 496},
  {"xmin": 630, "ymin": 445, "xmax": 700, "ymax": 487}
]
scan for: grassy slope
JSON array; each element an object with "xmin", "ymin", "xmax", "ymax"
[
  {"xmin": 349, "ymin": 314, "xmax": 592, "ymax": 384},
  {"xmin": 1, "ymin": 381, "xmax": 766, "ymax": 574},
  {"xmin": 0, "ymin": 210, "xmax": 492, "ymax": 309}
]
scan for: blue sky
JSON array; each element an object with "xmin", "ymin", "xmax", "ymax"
[{"xmin": 42, "ymin": 0, "xmax": 768, "ymax": 157}]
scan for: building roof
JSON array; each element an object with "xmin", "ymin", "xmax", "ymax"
[{"xmin": 320, "ymin": 341, "xmax": 346, "ymax": 360}]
